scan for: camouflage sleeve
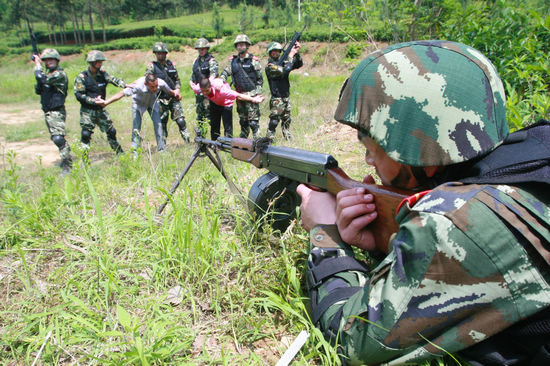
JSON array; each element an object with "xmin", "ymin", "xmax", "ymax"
[
  {"xmin": 172, "ymin": 63, "xmax": 181, "ymax": 90},
  {"xmin": 47, "ymin": 69, "xmax": 68, "ymax": 96},
  {"xmin": 74, "ymin": 73, "xmax": 97, "ymax": 106},
  {"xmin": 104, "ymin": 71, "xmax": 126, "ymax": 88},
  {"xmin": 265, "ymin": 62, "xmax": 284, "ymax": 79},
  {"xmin": 253, "ymin": 58, "xmax": 263, "ymax": 94},
  {"xmin": 220, "ymin": 62, "xmax": 232, "ymax": 82},
  {"xmin": 34, "ymin": 65, "xmax": 45, "ymax": 94},
  {"xmin": 292, "ymin": 53, "xmax": 303, "ymax": 70},
  {"xmin": 210, "ymin": 57, "xmax": 219, "ymax": 78},
  {"xmin": 309, "ymin": 185, "xmax": 550, "ymax": 365}
]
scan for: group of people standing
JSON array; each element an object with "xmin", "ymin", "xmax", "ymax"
[{"xmin": 32, "ymin": 33, "xmax": 303, "ymax": 174}]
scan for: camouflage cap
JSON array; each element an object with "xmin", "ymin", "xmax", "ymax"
[
  {"xmin": 40, "ymin": 48, "xmax": 60, "ymax": 61},
  {"xmin": 334, "ymin": 40, "xmax": 509, "ymax": 167},
  {"xmin": 234, "ymin": 34, "xmax": 251, "ymax": 46},
  {"xmin": 195, "ymin": 38, "xmax": 210, "ymax": 49},
  {"xmin": 153, "ymin": 42, "xmax": 169, "ymax": 53},
  {"xmin": 86, "ymin": 50, "xmax": 106, "ymax": 63},
  {"xmin": 267, "ymin": 42, "xmax": 283, "ymax": 54}
]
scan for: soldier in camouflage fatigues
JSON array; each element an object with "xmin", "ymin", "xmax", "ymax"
[
  {"xmin": 145, "ymin": 42, "xmax": 190, "ymax": 142},
  {"xmin": 297, "ymin": 41, "xmax": 550, "ymax": 365},
  {"xmin": 265, "ymin": 41, "xmax": 303, "ymax": 140},
  {"xmin": 74, "ymin": 50, "xmax": 126, "ymax": 158},
  {"xmin": 220, "ymin": 34, "xmax": 263, "ymax": 139},
  {"xmin": 191, "ymin": 38, "xmax": 219, "ymax": 135},
  {"xmin": 32, "ymin": 48, "xmax": 72, "ymax": 173}
]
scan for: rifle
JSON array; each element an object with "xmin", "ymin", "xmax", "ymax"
[
  {"xmin": 25, "ymin": 17, "xmax": 39, "ymax": 61},
  {"xmin": 158, "ymin": 136, "xmax": 413, "ymax": 254},
  {"xmin": 276, "ymin": 25, "xmax": 306, "ymax": 66}
]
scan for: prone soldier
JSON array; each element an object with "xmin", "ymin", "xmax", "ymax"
[
  {"xmin": 220, "ymin": 34, "xmax": 263, "ymax": 139},
  {"xmin": 74, "ymin": 50, "xmax": 125, "ymax": 158},
  {"xmin": 265, "ymin": 41, "xmax": 303, "ymax": 140},
  {"xmin": 191, "ymin": 38, "xmax": 219, "ymax": 136},
  {"xmin": 146, "ymin": 42, "xmax": 190, "ymax": 143},
  {"xmin": 32, "ymin": 48, "xmax": 72, "ymax": 174}
]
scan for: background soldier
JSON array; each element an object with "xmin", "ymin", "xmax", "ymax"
[
  {"xmin": 74, "ymin": 50, "xmax": 126, "ymax": 159},
  {"xmin": 220, "ymin": 34, "xmax": 263, "ymax": 139},
  {"xmin": 191, "ymin": 38, "xmax": 218, "ymax": 136},
  {"xmin": 32, "ymin": 48, "xmax": 71, "ymax": 174},
  {"xmin": 265, "ymin": 41, "xmax": 303, "ymax": 140},
  {"xmin": 146, "ymin": 42, "xmax": 189, "ymax": 142}
]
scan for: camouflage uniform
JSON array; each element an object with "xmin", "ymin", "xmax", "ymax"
[
  {"xmin": 191, "ymin": 38, "xmax": 219, "ymax": 133},
  {"xmin": 265, "ymin": 42, "xmax": 303, "ymax": 139},
  {"xmin": 146, "ymin": 42, "xmax": 189, "ymax": 142},
  {"xmin": 33, "ymin": 48, "xmax": 71, "ymax": 170},
  {"xmin": 307, "ymin": 41, "xmax": 550, "ymax": 365},
  {"xmin": 74, "ymin": 50, "xmax": 126, "ymax": 155},
  {"xmin": 220, "ymin": 35, "xmax": 263, "ymax": 138}
]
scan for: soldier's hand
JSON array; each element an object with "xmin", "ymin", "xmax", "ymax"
[
  {"xmin": 94, "ymin": 96, "xmax": 107, "ymax": 107},
  {"xmin": 173, "ymin": 89, "xmax": 182, "ymax": 100},
  {"xmin": 33, "ymin": 55, "xmax": 41, "ymax": 66},
  {"xmin": 290, "ymin": 41, "xmax": 301, "ymax": 57},
  {"xmin": 335, "ymin": 187, "xmax": 377, "ymax": 251},
  {"xmin": 252, "ymin": 95, "xmax": 264, "ymax": 103},
  {"xmin": 296, "ymin": 184, "xmax": 337, "ymax": 231}
]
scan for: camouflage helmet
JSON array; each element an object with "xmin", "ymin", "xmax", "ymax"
[
  {"xmin": 334, "ymin": 40, "xmax": 508, "ymax": 167},
  {"xmin": 267, "ymin": 42, "xmax": 283, "ymax": 54},
  {"xmin": 153, "ymin": 42, "xmax": 169, "ymax": 53},
  {"xmin": 40, "ymin": 48, "xmax": 60, "ymax": 61},
  {"xmin": 195, "ymin": 38, "xmax": 210, "ymax": 49},
  {"xmin": 86, "ymin": 50, "xmax": 106, "ymax": 63},
  {"xmin": 234, "ymin": 34, "xmax": 251, "ymax": 46}
]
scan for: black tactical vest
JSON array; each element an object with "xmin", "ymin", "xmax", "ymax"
[
  {"xmin": 231, "ymin": 56, "xmax": 257, "ymax": 93},
  {"xmin": 192, "ymin": 54, "xmax": 214, "ymax": 83},
  {"xmin": 80, "ymin": 69, "xmax": 107, "ymax": 110},
  {"xmin": 39, "ymin": 70, "xmax": 67, "ymax": 112},
  {"xmin": 152, "ymin": 61, "xmax": 177, "ymax": 98}
]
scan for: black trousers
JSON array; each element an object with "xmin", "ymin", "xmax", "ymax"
[{"xmin": 210, "ymin": 103, "xmax": 233, "ymax": 140}]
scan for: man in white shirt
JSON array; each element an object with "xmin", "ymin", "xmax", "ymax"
[{"xmin": 100, "ymin": 73, "xmax": 181, "ymax": 152}]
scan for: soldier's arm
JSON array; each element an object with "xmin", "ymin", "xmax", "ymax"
[
  {"xmin": 48, "ymin": 70, "xmax": 69, "ymax": 96},
  {"xmin": 265, "ymin": 62, "xmax": 285, "ymax": 79},
  {"xmin": 210, "ymin": 57, "xmax": 219, "ymax": 78},
  {"xmin": 104, "ymin": 71, "xmax": 127, "ymax": 88},
  {"xmin": 253, "ymin": 57, "xmax": 263, "ymax": 94},
  {"xmin": 74, "ymin": 73, "xmax": 98, "ymax": 106},
  {"xmin": 172, "ymin": 63, "xmax": 181, "ymax": 90},
  {"xmin": 220, "ymin": 58, "xmax": 232, "ymax": 82},
  {"xmin": 33, "ymin": 62, "xmax": 45, "ymax": 94},
  {"xmin": 292, "ymin": 53, "xmax": 304, "ymax": 70}
]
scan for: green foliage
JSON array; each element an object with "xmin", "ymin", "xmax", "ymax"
[
  {"xmin": 345, "ymin": 43, "xmax": 365, "ymax": 59},
  {"xmin": 212, "ymin": 2, "xmax": 225, "ymax": 39}
]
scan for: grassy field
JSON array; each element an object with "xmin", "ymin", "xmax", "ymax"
[{"xmin": 0, "ymin": 46, "xmax": 385, "ymax": 365}]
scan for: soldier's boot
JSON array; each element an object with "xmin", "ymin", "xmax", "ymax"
[
  {"xmin": 106, "ymin": 126, "xmax": 124, "ymax": 155},
  {"xmin": 175, "ymin": 117, "xmax": 190, "ymax": 143},
  {"xmin": 80, "ymin": 129, "xmax": 93, "ymax": 164},
  {"xmin": 161, "ymin": 121, "xmax": 168, "ymax": 139},
  {"xmin": 266, "ymin": 119, "xmax": 279, "ymax": 140},
  {"xmin": 281, "ymin": 120, "xmax": 292, "ymax": 141},
  {"xmin": 250, "ymin": 120, "xmax": 260, "ymax": 140},
  {"xmin": 60, "ymin": 157, "xmax": 72, "ymax": 175}
]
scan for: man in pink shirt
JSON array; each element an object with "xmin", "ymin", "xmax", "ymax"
[{"xmin": 190, "ymin": 76, "xmax": 264, "ymax": 140}]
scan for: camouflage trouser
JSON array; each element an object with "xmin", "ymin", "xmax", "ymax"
[
  {"xmin": 44, "ymin": 108, "xmax": 71, "ymax": 162},
  {"xmin": 159, "ymin": 97, "xmax": 186, "ymax": 138},
  {"xmin": 236, "ymin": 99, "xmax": 260, "ymax": 138},
  {"xmin": 79, "ymin": 108, "xmax": 122, "ymax": 152},
  {"xmin": 268, "ymin": 97, "xmax": 291, "ymax": 132},
  {"xmin": 195, "ymin": 94, "xmax": 211, "ymax": 122}
]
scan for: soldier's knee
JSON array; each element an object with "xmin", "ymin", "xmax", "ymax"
[
  {"xmin": 176, "ymin": 117, "xmax": 187, "ymax": 130},
  {"xmin": 268, "ymin": 119, "xmax": 279, "ymax": 131},
  {"xmin": 106, "ymin": 126, "xmax": 117, "ymax": 139},
  {"xmin": 81, "ymin": 129, "xmax": 93, "ymax": 144},
  {"xmin": 51, "ymin": 135, "xmax": 67, "ymax": 149}
]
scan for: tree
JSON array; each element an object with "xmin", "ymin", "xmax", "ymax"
[
  {"xmin": 87, "ymin": 0, "xmax": 95, "ymax": 43},
  {"xmin": 212, "ymin": 2, "xmax": 224, "ymax": 38}
]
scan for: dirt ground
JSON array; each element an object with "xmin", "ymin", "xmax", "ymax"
[{"xmin": 0, "ymin": 41, "xmax": 382, "ymax": 170}]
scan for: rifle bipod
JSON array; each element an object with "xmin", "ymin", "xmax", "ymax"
[{"xmin": 156, "ymin": 140, "xmax": 244, "ymax": 215}]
